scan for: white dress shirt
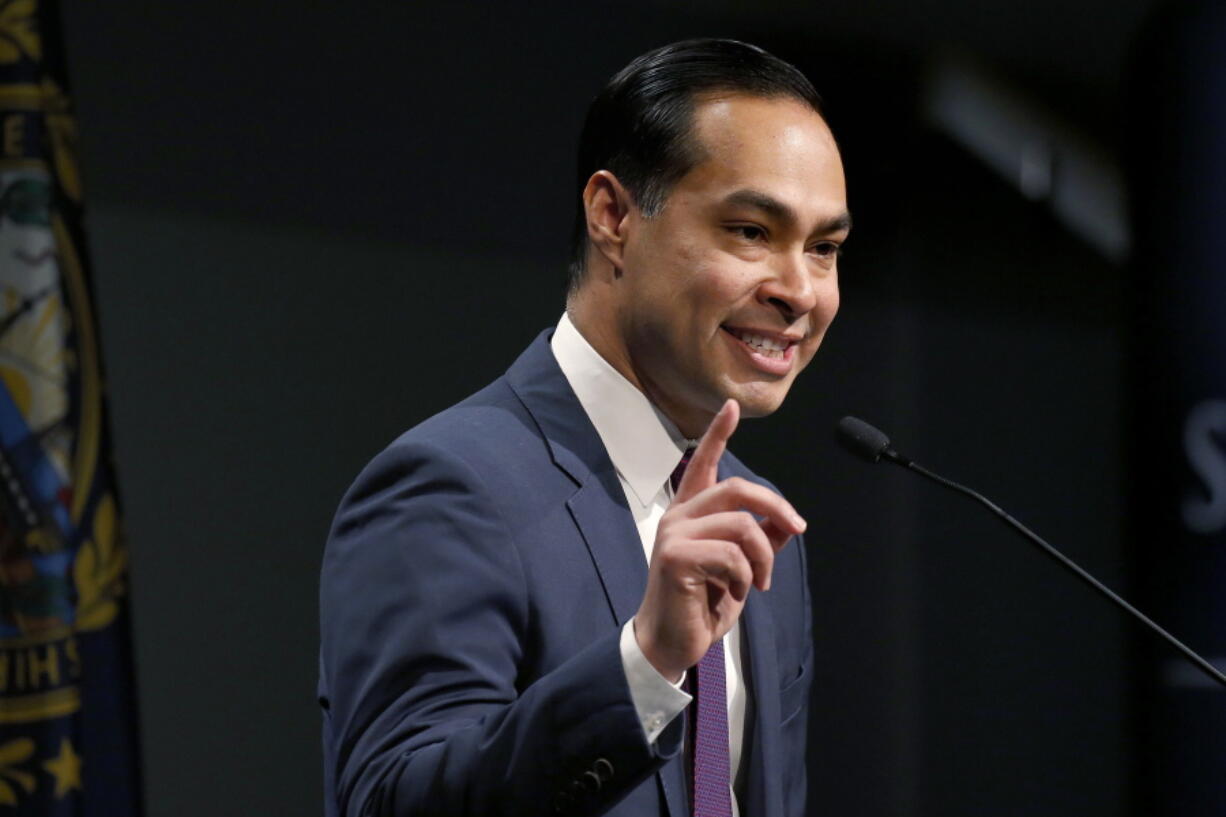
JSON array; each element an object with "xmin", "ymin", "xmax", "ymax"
[{"xmin": 551, "ymin": 313, "xmax": 746, "ymax": 815}]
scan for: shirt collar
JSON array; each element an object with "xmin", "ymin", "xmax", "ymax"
[{"xmin": 551, "ymin": 312, "xmax": 691, "ymax": 507}]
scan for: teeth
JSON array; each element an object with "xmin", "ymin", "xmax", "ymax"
[
  {"xmin": 732, "ymin": 329, "xmax": 788, "ymax": 359},
  {"xmin": 730, "ymin": 328, "xmax": 789, "ymax": 358}
]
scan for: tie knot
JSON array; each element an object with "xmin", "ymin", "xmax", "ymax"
[{"xmin": 669, "ymin": 447, "xmax": 695, "ymax": 493}]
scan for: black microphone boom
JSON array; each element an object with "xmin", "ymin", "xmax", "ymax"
[{"xmin": 835, "ymin": 415, "xmax": 1226, "ymax": 689}]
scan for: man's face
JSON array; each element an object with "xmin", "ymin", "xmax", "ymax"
[{"xmin": 614, "ymin": 94, "xmax": 849, "ymax": 436}]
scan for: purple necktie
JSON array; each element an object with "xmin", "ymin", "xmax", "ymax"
[{"xmin": 670, "ymin": 451, "xmax": 733, "ymax": 817}]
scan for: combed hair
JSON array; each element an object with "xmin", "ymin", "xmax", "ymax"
[{"xmin": 567, "ymin": 38, "xmax": 824, "ymax": 292}]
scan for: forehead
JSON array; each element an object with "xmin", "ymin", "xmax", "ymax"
[{"xmin": 676, "ymin": 94, "xmax": 846, "ymax": 214}]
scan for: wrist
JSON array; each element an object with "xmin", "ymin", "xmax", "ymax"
[{"xmin": 632, "ymin": 618, "xmax": 685, "ymax": 684}]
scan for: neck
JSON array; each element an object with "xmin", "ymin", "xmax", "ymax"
[
  {"xmin": 567, "ymin": 292, "xmax": 710, "ymax": 439},
  {"xmin": 566, "ymin": 291, "xmax": 640, "ymax": 391}
]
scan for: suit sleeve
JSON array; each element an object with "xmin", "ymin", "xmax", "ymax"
[{"xmin": 319, "ymin": 438, "xmax": 682, "ymax": 817}]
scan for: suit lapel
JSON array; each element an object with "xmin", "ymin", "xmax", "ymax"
[
  {"xmin": 510, "ymin": 332, "xmax": 752, "ymax": 817},
  {"xmin": 566, "ymin": 475, "xmax": 649, "ymax": 624},
  {"xmin": 509, "ymin": 332, "xmax": 688, "ymax": 817},
  {"xmin": 505, "ymin": 330, "xmax": 649, "ymax": 626}
]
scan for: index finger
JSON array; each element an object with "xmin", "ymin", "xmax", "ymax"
[{"xmin": 675, "ymin": 399, "xmax": 739, "ymax": 501}]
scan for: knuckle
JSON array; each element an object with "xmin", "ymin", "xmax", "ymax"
[
  {"xmin": 724, "ymin": 476, "xmax": 749, "ymax": 492},
  {"xmin": 657, "ymin": 515, "xmax": 691, "ymax": 542},
  {"xmin": 655, "ymin": 546, "xmax": 683, "ymax": 572},
  {"xmin": 723, "ymin": 541, "xmax": 743, "ymax": 568}
]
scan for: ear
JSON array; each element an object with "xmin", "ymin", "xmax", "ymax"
[{"xmin": 582, "ymin": 170, "xmax": 634, "ymax": 277}]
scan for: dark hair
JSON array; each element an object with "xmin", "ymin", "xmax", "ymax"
[{"xmin": 567, "ymin": 38, "xmax": 825, "ymax": 291}]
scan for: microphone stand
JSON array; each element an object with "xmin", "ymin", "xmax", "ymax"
[{"xmin": 840, "ymin": 416, "xmax": 1226, "ymax": 690}]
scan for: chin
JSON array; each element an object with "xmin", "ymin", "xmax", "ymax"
[{"xmin": 726, "ymin": 387, "xmax": 788, "ymax": 419}]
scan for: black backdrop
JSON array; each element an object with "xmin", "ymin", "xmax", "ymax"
[{"xmin": 59, "ymin": 2, "xmax": 1156, "ymax": 815}]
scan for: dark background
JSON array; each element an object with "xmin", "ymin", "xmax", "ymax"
[{"xmin": 54, "ymin": 1, "xmax": 1189, "ymax": 814}]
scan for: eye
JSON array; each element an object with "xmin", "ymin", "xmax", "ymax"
[
  {"xmin": 810, "ymin": 241, "xmax": 842, "ymax": 259},
  {"xmin": 727, "ymin": 224, "xmax": 767, "ymax": 242}
]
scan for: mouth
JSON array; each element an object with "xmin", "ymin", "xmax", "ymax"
[{"xmin": 720, "ymin": 325, "xmax": 800, "ymax": 375}]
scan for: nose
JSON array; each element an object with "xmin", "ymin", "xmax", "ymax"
[{"xmin": 757, "ymin": 249, "xmax": 823, "ymax": 321}]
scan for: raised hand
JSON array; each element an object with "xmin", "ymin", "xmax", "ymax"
[{"xmin": 633, "ymin": 399, "xmax": 807, "ymax": 682}]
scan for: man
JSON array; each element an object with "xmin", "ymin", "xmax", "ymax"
[{"xmin": 319, "ymin": 38, "xmax": 849, "ymax": 817}]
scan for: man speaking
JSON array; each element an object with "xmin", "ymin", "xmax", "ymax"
[{"xmin": 319, "ymin": 38, "xmax": 850, "ymax": 817}]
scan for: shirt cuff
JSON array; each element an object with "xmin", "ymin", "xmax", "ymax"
[{"xmin": 619, "ymin": 618, "xmax": 692, "ymax": 744}]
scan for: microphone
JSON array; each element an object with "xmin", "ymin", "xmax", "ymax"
[
  {"xmin": 835, "ymin": 416, "xmax": 1226, "ymax": 689},
  {"xmin": 835, "ymin": 416, "xmax": 910, "ymax": 466}
]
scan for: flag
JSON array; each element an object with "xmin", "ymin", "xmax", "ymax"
[{"xmin": 0, "ymin": 1, "xmax": 142, "ymax": 813}]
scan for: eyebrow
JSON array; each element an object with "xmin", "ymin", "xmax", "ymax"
[{"xmin": 723, "ymin": 188, "xmax": 853, "ymax": 235}]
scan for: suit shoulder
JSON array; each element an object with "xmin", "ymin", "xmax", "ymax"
[
  {"xmin": 333, "ymin": 375, "xmax": 560, "ymax": 523},
  {"xmin": 365, "ymin": 377, "xmax": 545, "ymax": 471}
]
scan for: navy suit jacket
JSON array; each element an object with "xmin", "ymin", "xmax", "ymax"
[{"xmin": 319, "ymin": 330, "xmax": 813, "ymax": 817}]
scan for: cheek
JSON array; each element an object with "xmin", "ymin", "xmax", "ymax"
[
  {"xmin": 813, "ymin": 279, "xmax": 841, "ymax": 330},
  {"xmin": 637, "ymin": 235, "xmax": 707, "ymax": 300},
  {"xmin": 673, "ymin": 241, "xmax": 718, "ymax": 291},
  {"xmin": 795, "ymin": 288, "xmax": 840, "ymax": 368},
  {"xmin": 671, "ymin": 254, "xmax": 723, "ymax": 309},
  {"xmin": 688, "ymin": 257, "xmax": 759, "ymax": 309},
  {"xmin": 825, "ymin": 291, "xmax": 841, "ymax": 328}
]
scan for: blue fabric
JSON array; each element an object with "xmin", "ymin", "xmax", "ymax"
[{"xmin": 319, "ymin": 330, "xmax": 813, "ymax": 817}]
